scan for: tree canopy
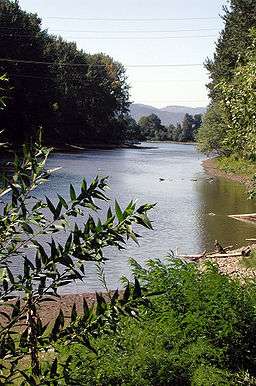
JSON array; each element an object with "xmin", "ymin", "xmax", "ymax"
[
  {"xmin": 0, "ymin": 0, "xmax": 130, "ymax": 147},
  {"xmin": 198, "ymin": 0, "xmax": 256, "ymax": 160},
  {"xmin": 137, "ymin": 113, "xmax": 202, "ymax": 142}
]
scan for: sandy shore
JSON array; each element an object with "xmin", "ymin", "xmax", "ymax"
[
  {"xmin": 202, "ymin": 157, "xmax": 252, "ymax": 187},
  {"xmin": 37, "ymin": 292, "xmax": 98, "ymax": 325},
  {"xmin": 199, "ymin": 244, "xmax": 256, "ymax": 279}
]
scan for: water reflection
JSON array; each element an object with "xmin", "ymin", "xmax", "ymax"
[
  {"xmin": 2, "ymin": 143, "xmax": 255, "ymax": 292},
  {"xmin": 195, "ymin": 176, "xmax": 256, "ymax": 251}
]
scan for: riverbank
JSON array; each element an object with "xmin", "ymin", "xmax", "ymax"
[
  {"xmin": 203, "ymin": 157, "xmax": 253, "ymax": 187},
  {"xmin": 210, "ymin": 244, "xmax": 256, "ymax": 279},
  {"xmin": 203, "ymin": 156, "xmax": 256, "ymax": 188},
  {"xmin": 38, "ymin": 245, "xmax": 256, "ymax": 324}
]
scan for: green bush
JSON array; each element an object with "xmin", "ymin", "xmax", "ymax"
[{"xmin": 59, "ymin": 259, "xmax": 256, "ymax": 385}]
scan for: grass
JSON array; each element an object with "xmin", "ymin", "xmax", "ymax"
[
  {"xmin": 217, "ymin": 156, "xmax": 256, "ymax": 179},
  {"xmin": 240, "ymin": 250, "xmax": 256, "ymax": 269}
]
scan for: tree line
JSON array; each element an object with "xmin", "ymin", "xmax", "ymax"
[
  {"xmin": 197, "ymin": 0, "xmax": 256, "ymax": 161},
  {"xmin": 0, "ymin": 0, "xmax": 135, "ymax": 147},
  {"xmin": 125, "ymin": 113, "xmax": 203, "ymax": 142}
]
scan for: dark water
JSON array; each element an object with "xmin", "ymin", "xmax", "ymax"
[{"xmin": 7, "ymin": 143, "xmax": 256, "ymax": 292}]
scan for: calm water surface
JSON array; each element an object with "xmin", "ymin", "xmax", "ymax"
[{"xmin": 9, "ymin": 143, "xmax": 256, "ymax": 292}]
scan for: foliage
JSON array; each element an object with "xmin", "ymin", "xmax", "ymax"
[
  {"xmin": 138, "ymin": 114, "xmax": 165, "ymax": 140},
  {"xmin": 199, "ymin": 1, "xmax": 256, "ymax": 161},
  {"xmin": 205, "ymin": 0, "xmax": 256, "ymax": 98},
  {"xmin": 216, "ymin": 155, "xmax": 256, "ymax": 180},
  {"xmin": 0, "ymin": 0, "xmax": 130, "ymax": 146},
  {"xmin": 59, "ymin": 258, "xmax": 256, "ymax": 385},
  {"xmin": 0, "ymin": 73, "xmax": 8, "ymax": 110},
  {"xmin": 137, "ymin": 113, "xmax": 203, "ymax": 142},
  {"xmin": 240, "ymin": 250, "xmax": 256, "ymax": 269},
  {"xmin": 196, "ymin": 102, "xmax": 229, "ymax": 155},
  {"xmin": 0, "ymin": 137, "xmax": 154, "ymax": 384},
  {"xmin": 249, "ymin": 175, "xmax": 256, "ymax": 199},
  {"xmin": 217, "ymin": 30, "xmax": 256, "ymax": 160},
  {"xmin": 121, "ymin": 115, "xmax": 143, "ymax": 142}
]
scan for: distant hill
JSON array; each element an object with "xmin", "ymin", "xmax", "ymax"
[{"xmin": 129, "ymin": 103, "xmax": 207, "ymax": 126}]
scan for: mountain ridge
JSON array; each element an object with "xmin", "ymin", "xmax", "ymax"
[{"xmin": 129, "ymin": 103, "xmax": 206, "ymax": 126}]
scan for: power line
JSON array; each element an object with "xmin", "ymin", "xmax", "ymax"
[
  {"xmin": 7, "ymin": 74, "xmax": 206, "ymax": 82},
  {"xmin": 52, "ymin": 28, "xmax": 219, "ymax": 34},
  {"xmin": 0, "ymin": 33, "xmax": 216, "ymax": 40},
  {"xmin": 0, "ymin": 58, "xmax": 204, "ymax": 68},
  {"xmin": 44, "ymin": 16, "xmax": 219, "ymax": 21},
  {"xmin": 133, "ymin": 100, "xmax": 208, "ymax": 103},
  {"xmin": 0, "ymin": 27, "xmax": 219, "ymax": 33},
  {"xmin": 132, "ymin": 80, "xmax": 205, "ymax": 83}
]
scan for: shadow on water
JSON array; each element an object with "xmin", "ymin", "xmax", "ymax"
[{"xmin": 194, "ymin": 176, "xmax": 256, "ymax": 251}]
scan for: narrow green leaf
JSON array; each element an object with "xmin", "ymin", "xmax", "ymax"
[
  {"xmin": 70, "ymin": 184, "xmax": 76, "ymax": 201},
  {"xmin": 115, "ymin": 200, "xmax": 123, "ymax": 222}
]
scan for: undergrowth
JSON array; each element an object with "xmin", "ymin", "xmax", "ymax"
[
  {"xmin": 241, "ymin": 250, "xmax": 256, "ymax": 270},
  {"xmin": 217, "ymin": 156, "xmax": 256, "ymax": 179},
  {"xmin": 58, "ymin": 258, "xmax": 256, "ymax": 385}
]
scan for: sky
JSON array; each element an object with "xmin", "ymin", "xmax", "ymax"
[{"xmin": 19, "ymin": 0, "xmax": 227, "ymax": 108}]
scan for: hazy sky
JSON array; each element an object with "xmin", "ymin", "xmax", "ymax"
[{"xmin": 19, "ymin": 0, "xmax": 227, "ymax": 108}]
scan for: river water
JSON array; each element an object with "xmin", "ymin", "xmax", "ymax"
[{"xmin": 8, "ymin": 143, "xmax": 256, "ymax": 292}]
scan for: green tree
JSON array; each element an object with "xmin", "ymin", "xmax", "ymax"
[
  {"xmin": 199, "ymin": 0, "xmax": 256, "ymax": 158},
  {"xmin": 179, "ymin": 113, "xmax": 194, "ymax": 142},
  {"xmin": 193, "ymin": 114, "xmax": 203, "ymax": 138},
  {"xmin": 138, "ymin": 114, "xmax": 164, "ymax": 140},
  {"xmin": 121, "ymin": 115, "xmax": 142, "ymax": 142},
  {"xmin": 0, "ymin": 0, "xmax": 131, "ymax": 147},
  {"xmin": 197, "ymin": 102, "xmax": 229, "ymax": 155},
  {"xmin": 205, "ymin": 0, "xmax": 256, "ymax": 99},
  {"xmin": 217, "ymin": 30, "xmax": 256, "ymax": 160}
]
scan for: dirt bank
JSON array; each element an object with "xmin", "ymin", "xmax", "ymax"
[
  {"xmin": 201, "ymin": 244, "xmax": 256, "ymax": 279},
  {"xmin": 202, "ymin": 157, "xmax": 252, "ymax": 187}
]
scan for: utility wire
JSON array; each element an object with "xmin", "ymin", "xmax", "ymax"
[
  {"xmin": 0, "ymin": 33, "xmax": 216, "ymax": 40},
  {"xmin": 133, "ymin": 79, "xmax": 205, "ymax": 82},
  {"xmin": 44, "ymin": 16, "xmax": 219, "ymax": 21},
  {"xmin": 0, "ymin": 58, "xmax": 204, "ymax": 68},
  {"xmin": 7, "ymin": 74, "xmax": 205, "ymax": 82},
  {"xmin": 132, "ymin": 100, "xmax": 208, "ymax": 102},
  {"xmin": 0, "ymin": 27, "xmax": 219, "ymax": 33}
]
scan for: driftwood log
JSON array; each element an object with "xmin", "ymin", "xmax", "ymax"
[{"xmin": 177, "ymin": 245, "xmax": 251, "ymax": 261}]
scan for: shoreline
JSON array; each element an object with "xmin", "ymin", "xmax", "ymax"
[
  {"xmin": 25, "ymin": 156, "xmax": 256, "ymax": 322},
  {"xmin": 202, "ymin": 157, "xmax": 252, "ymax": 188}
]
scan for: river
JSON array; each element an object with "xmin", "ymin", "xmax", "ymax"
[{"xmin": 7, "ymin": 143, "xmax": 256, "ymax": 292}]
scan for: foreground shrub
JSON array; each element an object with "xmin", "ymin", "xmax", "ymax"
[
  {"xmin": 61, "ymin": 258, "xmax": 256, "ymax": 385},
  {"xmin": 0, "ymin": 140, "xmax": 154, "ymax": 385}
]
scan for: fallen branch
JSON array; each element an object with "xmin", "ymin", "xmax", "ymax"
[
  {"xmin": 177, "ymin": 250, "xmax": 207, "ymax": 261},
  {"xmin": 179, "ymin": 247, "xmax": 251, "ymax": 261},
  {"xmin": 206, "ymin": 252, "xmax": 242, "ymax": 258}
]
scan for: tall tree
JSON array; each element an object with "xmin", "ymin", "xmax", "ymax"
[
  {"xmin": 179, "ymin": 113, "xmax": 194, "ymax": 142},
  {"xmin": 138, "ymin": 114, "xmax": 164, "ymax": 140},
  {"xmin": 205, "ymin": 0, "xmax": 256, "ymax": 99},
  {"xmin": 0, "ymin": 0, "xmax": 130, "ymax": 146},
  {"xmin": 198, "ymin": 0, "xmax": 256, "ymax": 158}
]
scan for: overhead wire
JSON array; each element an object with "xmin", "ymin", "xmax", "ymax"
[
  {"xmin": 7, "ymin": 74, "xmax": 206, "ymax": 82},
  {"xmin": 0, "ymin": 33, "xmax": 217, "ymax": 40},
  {"xmin": 43, "ymin": 16, "xmax": 219, "ymax": 21},
  {"xmin": 0, "ymin": 27, "xmax": 219, "ymax": 33},
  {"xmin": 0, "ymin": 58, "xmax": 205, "ymax": 68}
]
